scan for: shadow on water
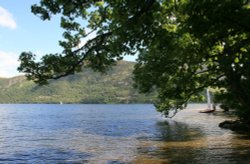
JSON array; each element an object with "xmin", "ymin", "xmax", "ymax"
[
  {"xmin": 135, "ymin": 120, "xmax": 205, "ymax": 163},
  {"xmin": 154, "ymin": 121, "xmax": 204, "ymax": 141},
  {"xmin": 0, "ymin": 147, "xmax": 92, "ymax": 163},
  {"xmin": 134, "ymin": 120, "xmax": 250, "ymax": 164}
]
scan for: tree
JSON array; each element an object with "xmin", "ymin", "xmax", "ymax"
[
  {"xmin": 134, "ymin": 0, "xmax": 250, "ymax": 122},
  {"xmin": 19, "ymin": 0, "xmax": 157, "ymax": 84},
  {"xmin": 18, "ymin": 0, "xmax": 250, "ymax": 124}
]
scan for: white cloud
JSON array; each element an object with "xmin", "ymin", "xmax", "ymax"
[
  {"xmin": 0, "ymin": 50, "xmax": 21, "ymax": 77},
  {"xmin": 0, "ymin": 6, "xmax": 17, "ymax": 29}
]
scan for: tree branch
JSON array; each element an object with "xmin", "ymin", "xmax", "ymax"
[{"xmin": 52, "ymin": 31, "xmax": 112, "ymax": 80}]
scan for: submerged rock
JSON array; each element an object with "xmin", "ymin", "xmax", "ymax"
[{"xmin": 219, "ymin": 120, "xmax": 250, "ymax": 132}]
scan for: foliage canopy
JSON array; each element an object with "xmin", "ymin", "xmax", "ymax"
[{"xmin": 18, "ymin": 0, "xmax": 250, "ymax": 122}]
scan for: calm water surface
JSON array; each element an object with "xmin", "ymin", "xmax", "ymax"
[{"xmin": 0, "ymin": 104, "xmax": 249, "ymax": 163}]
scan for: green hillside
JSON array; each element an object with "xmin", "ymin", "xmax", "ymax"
[{"xmin": 0, "ymin": 61, "xmax": 156, "ymax": 104}]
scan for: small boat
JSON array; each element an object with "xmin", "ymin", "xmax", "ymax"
[
  {"xmin": 199, "ymin": 108, "xmax": 215, "ymax": 113},
  {"xmin": 199, "ymin": 88, "xmax": 215, "ymax": 113}
]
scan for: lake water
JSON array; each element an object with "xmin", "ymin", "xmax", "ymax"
[{"xmin": 0, "ymin": 104, "xmax": 249, "ymax": 163}]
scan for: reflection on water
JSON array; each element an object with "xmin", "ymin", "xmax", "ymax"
[
  {"xmin": 135, "ymin": 104, "xmax": 250, "ymax": 164},
  {"xmin": 0, "ymin": 104, "xmax": 249, "ymax": 163}
]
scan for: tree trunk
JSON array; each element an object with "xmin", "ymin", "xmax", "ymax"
[{"xmin": 226, "ymin": 71, "xmax": 250, "ymax": 122}]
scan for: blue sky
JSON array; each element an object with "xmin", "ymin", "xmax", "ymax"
[
  {"xmin": 0, "ymin": 0, "xmax": 136, "ymax": 78},
  {"xmin": 0, "ymin": 0, "xmax": 65, "ymax": 77}
]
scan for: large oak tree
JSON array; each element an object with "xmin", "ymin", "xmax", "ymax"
[{"xmin": 18, "ymin": 0, "xmax": 250, "ymax": 123}]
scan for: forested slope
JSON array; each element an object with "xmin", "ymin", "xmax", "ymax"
[{"xmin": 0, "ymin": 61, "xmax": 156, "ymax": 104}]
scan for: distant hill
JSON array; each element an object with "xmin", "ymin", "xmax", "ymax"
[{"xmin": 0, "ymin": 61, "xmax": 157, "ymax": 104}]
